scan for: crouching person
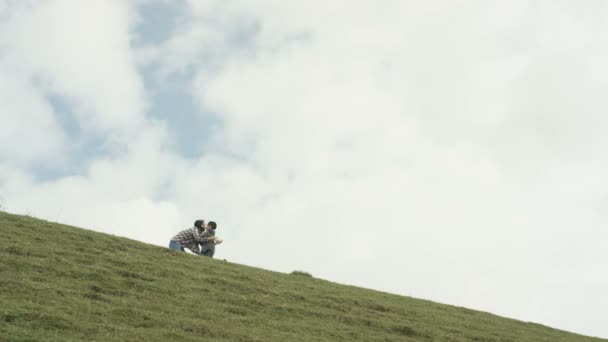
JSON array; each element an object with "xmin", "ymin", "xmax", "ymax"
[{"xmin": 169, "ymin": 220, "xmax": 216, "ymax": 254}]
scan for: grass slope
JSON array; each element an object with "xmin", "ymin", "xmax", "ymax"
[{"xmin": 0, "ymin": 211, "xmax": 603, "ymax": 342}]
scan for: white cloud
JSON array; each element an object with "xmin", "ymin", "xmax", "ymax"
[
  {"xmin": 1, "ymin": 0, "xmax": 146, "ymax": 136},
  {"xmin": 0, "ymin": 68, "xmax": 67, "ymax": 165},
  {"xmin": 1, "ymin": 122, "xmax": 185, "ymax": 245}
]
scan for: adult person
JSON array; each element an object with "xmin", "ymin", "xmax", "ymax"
[
  {"xmin": 199, "ymin": 221, "xmax": 221, "ymax": 258},
  {"xmin": 169, "ymin": 219, "xmax": 216, "ymax": 254}
]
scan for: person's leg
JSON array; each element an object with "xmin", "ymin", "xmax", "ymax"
[
  {"xmin": 169, "ymin": 240, "xmax": 184, "ymax": 252},
  {"xmin": 201, "ymin": 249, "xmax": 214, "ymax": 258}
]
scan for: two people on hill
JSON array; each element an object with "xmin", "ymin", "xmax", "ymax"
[{"xmin": 169, "ymin": 219, "xmax": 222, "ymax": 258}]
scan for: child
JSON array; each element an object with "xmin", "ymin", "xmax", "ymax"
[{"xmin": 199, "ymin": 221, "xmax": 222, "ymax": 257}]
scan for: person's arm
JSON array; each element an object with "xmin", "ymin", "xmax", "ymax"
[{"xmin": 203, "ymin": 229, "xmax": 222, "ymax": 245}]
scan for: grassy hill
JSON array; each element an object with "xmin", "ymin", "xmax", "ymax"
[{"xmin": 0, "ymin": 211, "xmax": 603, "ymax": 342}]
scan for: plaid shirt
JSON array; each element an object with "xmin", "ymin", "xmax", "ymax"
[{"xmin": 171, "ymin": 227, "xmax": 212, "ymax": 254}]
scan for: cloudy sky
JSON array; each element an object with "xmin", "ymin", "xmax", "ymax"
[{"xmin": 1, "ymin": 0, "xmax": 607, "ymax": 337}]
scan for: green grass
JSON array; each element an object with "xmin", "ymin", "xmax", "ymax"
[{"xmin": 0, "ymin": 211, "xmax": 604, "ymax": 342}]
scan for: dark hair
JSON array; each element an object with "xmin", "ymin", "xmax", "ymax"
[
  {"xmin": 194, "ymin": 220, "xmax": 205, "ymax": 229},
  {"xmin": 207, "ymin": 221, "xmax": 217, "ymax": 230}
]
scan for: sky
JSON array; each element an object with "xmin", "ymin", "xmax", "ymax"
[{"xmin": 1, "ymin": 0, "xmax": 607, "ymax": 338}]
